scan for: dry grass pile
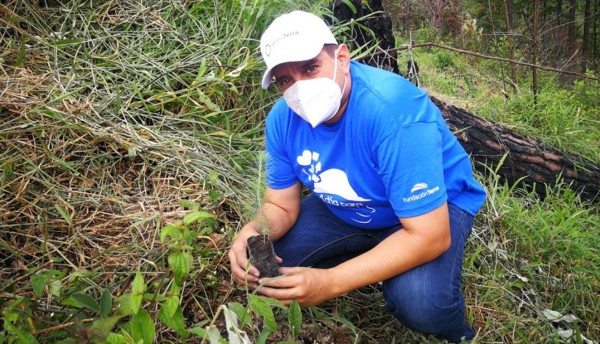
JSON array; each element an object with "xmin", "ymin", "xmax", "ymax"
[{"xmin": 0, "ymin": 0, "xmax": 276, "ymax": 340}]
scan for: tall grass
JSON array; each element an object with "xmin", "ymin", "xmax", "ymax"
[
  {"xmin": 1, "ymin": 1, "xmax": 598, "ymax": 343},
  {"xmin": 1, "ymin": 0, "xmax": 303, "ymax": 342}
]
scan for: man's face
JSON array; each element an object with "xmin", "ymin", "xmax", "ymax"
[{"xmin": 271, "ymin": 45, "xmax": 347, "ymax": 93}]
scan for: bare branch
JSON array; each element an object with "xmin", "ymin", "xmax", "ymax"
[{"xmin": 385, "ymin": 42, "xmax": 599, "ymax": 81}]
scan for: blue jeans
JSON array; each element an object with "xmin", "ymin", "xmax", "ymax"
[{"xmin": 273, "ymin": 194, "xmax": 475, "ymax": 343}]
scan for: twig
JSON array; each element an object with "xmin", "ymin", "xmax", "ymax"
[
  {"xmin": 381, "ymin": 42, "xmax": 599, "ymax": 81},
  {"xmin": 0, "ymin": 261, "xmax": 53, "ymax": 293},
  {"xmin": 33, "ymin": 318, "xmax": 94, "ymax": 336},
  {"xmin": 0, "ymin": 6, "xmax": 32, "ymax": 38}
]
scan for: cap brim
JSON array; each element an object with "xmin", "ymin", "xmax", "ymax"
[
  {"xmin": 261, "ymin": 69, "xmax": 275, "ymax": 89},
  {"xmin": 260, "ymin": 40, "xmax": 333, "ymax": 89}
]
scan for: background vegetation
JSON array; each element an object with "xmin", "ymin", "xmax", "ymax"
[{"xmin": 1, "ymin": 0, "xmax": 598, "ymax": 343}]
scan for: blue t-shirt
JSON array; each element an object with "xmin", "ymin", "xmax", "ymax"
[{"xmin": 265, "ymin": 61, "xmax": 486, "ymax": 229}]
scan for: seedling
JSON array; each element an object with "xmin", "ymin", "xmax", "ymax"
[{"xmin": 246, "ymin": 210, "xmax": 280, "ymax": 278}]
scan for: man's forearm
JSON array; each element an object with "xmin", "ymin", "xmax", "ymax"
[
  {"xmin": 257, "ymin": 184, "xmax": 301, "ymax": 240},
  {"xmin": 329, "ymin": 229, "xmax": 449, "ymax": 295},
  {"xmin": 246, "ymin": 201, "xmax": 294, "ymax": 240},
  {"xmin": 328, "ymin": 203, "xmax": 451, "ymax": 296}
]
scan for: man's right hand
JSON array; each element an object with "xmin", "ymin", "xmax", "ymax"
[
  {"xmin": 228, "ymin": 183, "xmax": 302, "ymax": 288},
  {"xmin": 228, "ymin": 224, "xmax": 262, "ymax": 288}
]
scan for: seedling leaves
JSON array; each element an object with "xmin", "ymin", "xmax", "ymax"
[
  {"xmin": 183, "ymin": 210, "xmax": 214, "ymax": 226},
  {"xmin": 160, "ymin": 224, "xmax": 182, "ymax": 242},
  {"xmin": 158, "ymin": 303, "xmax": 186, "ymax": 337},
  {"xmin": 248, "ymin": 294, "xmax": 276, "ymax": 333},
  {"xmin": 228, "ymin": 302, "xmax": 251, "ymax": 328},
  {"xmin": 70, "ymin": 293, "xmax": 100, "ymax": 313},
  {"xmin": 164, "ymin": 295, "xmax": 179, "ymax": 318},
  {"xmin": 131, "ymin": 272, "xmax": 146, "ymax": 314},
  {"xmin": 100, "ymin": 289, "xmax": 113, "ymax": 317},
  {"xmin": 31, "ymin": 274, "xmax": 48, "ymax": 298},
  {"xmin": 168, "ymin": 251, "xmax": 193, "ymax": 286},
  {"xmin": 88, "ymin": 316, "xmax": 123, "ymax": 342},
  {"xmin": 288, "ymin": 300, "xmax": 302, "ymax": 338},
  {"xmin": 130, "ymin": 309, "xmax": 155, "ymax": 344}
]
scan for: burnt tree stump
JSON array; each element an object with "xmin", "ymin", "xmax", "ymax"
[
  {"xmin": 432, "ymin": 97, "xmax": 600, "ymax": 203},
  {"xmin": 329, "ymin": 0, "xmax": 399, "ymax": 74},
  {"xmin": 331, "ymin": 0, "xmax": 600, "ymax": 203}
]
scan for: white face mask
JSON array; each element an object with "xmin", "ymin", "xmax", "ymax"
[{"xmin": 283, "ymin": 51, "xmax": 346, "ymax": 128}]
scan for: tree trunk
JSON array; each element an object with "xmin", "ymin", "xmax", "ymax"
[
  {"xmin": 557, "ymin": 0, "xmax": 563, "ymax": 25},
  {"xmin": 431, "ymin": 0, "xmax": 445, "ymax": 35},
  {"xmin": 403, "ymin": 0, "xmax": 412, "ymax": 31},
  {"xmin": 503, "ymin": 0, "xmax": 516, "ymax": 83},
  {"xmin": 566, "ymin": 0, "xmax": 578, "ymax": 82},
  {"xmin": 582, "ymin": 0, "xmax": 591, "ymax": 72},
  {"xmin": 329, "ymin": 0, "xmax": 399, "ymax": 74},
  {"xmin": 431, "ymin": 97, "xmax": 600, "ymax": 203},
  {"xmin": 594, "ymin": 0, "xmax": 598, "ymax": 61},
  {"xmin": 532, "ymin": 0, "xmax": 540, "ymax": 103},
  {"xmin": 542, "ymin": 0, "xmax": 547, "ymax": 23}
]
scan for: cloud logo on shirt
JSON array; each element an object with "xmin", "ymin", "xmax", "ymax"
[
  {"xmin": 297, "ymin": 149, "xmax": 373, "ymax": 223},
  {"xmin": 313, "ymin": 169, "xmax": 370, "ymax": 201},
  {"xmin": 410, "ymin": 182, "xmax": 429, "ymax": 193}
]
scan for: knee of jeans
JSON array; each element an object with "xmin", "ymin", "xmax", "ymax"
[
  {"xmin": 383, "ymin": 284, "xmax": 463, "ymax": 334},
  {"xmin": 273, "ymin": 242, "xmax": 306, "ymax": 267}
]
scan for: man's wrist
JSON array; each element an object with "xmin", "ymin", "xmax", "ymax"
[
  {"xmin": 326, "ymin": 267, "xmax": 348, "ymax": 297},
  {"xmin": 237, "ymin": 222, "xmax": 260, "ymax": 239}
]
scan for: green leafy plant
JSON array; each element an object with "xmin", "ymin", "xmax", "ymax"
[
  {"xmin": 31, "ymin": 269, "xmax": 65, "ymax": 300},
  {"xmin": 161, "ymin": 209, "xmax": 215, "ymax": 286},
  {"xmin": 1, "ymin": 297, "xmax": 39, "ymax": 344},
  {"xmin": 84, "ymin": 209, "xmax": 217, "ymax": 343},
  {"xmin": 188, "ymin": 297, "xmax": 303, "ymax": 344}
]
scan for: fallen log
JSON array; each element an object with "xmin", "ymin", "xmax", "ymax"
[
  {"xmin": 432, "ymin": 97, "xmax": 600, "ymax": 203},
  {"xmin": 332, "ymin": 0, "xmax": 600, "ymax": 203}
]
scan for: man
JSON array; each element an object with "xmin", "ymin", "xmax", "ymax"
[{"xmin": 229, "ymin": 10, "xmax": 486, "ymax": 343}]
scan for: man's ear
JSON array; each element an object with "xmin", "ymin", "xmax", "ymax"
[{"xmin": 338, "ymin": 44, "xmax": 351, "ymax": 72}]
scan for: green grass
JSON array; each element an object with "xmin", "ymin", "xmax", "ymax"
[
  {"xmin": 464, "ymin": 173, "xmax": 599, "ymax": 343},
  {"xmin": 1, "ymin": 1, "xmax": 598, "ymax": 343}
]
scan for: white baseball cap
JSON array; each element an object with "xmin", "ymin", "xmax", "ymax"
[{"xmin": 260, "ymin": 11, "xmax": 338, "ymax": 89}]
